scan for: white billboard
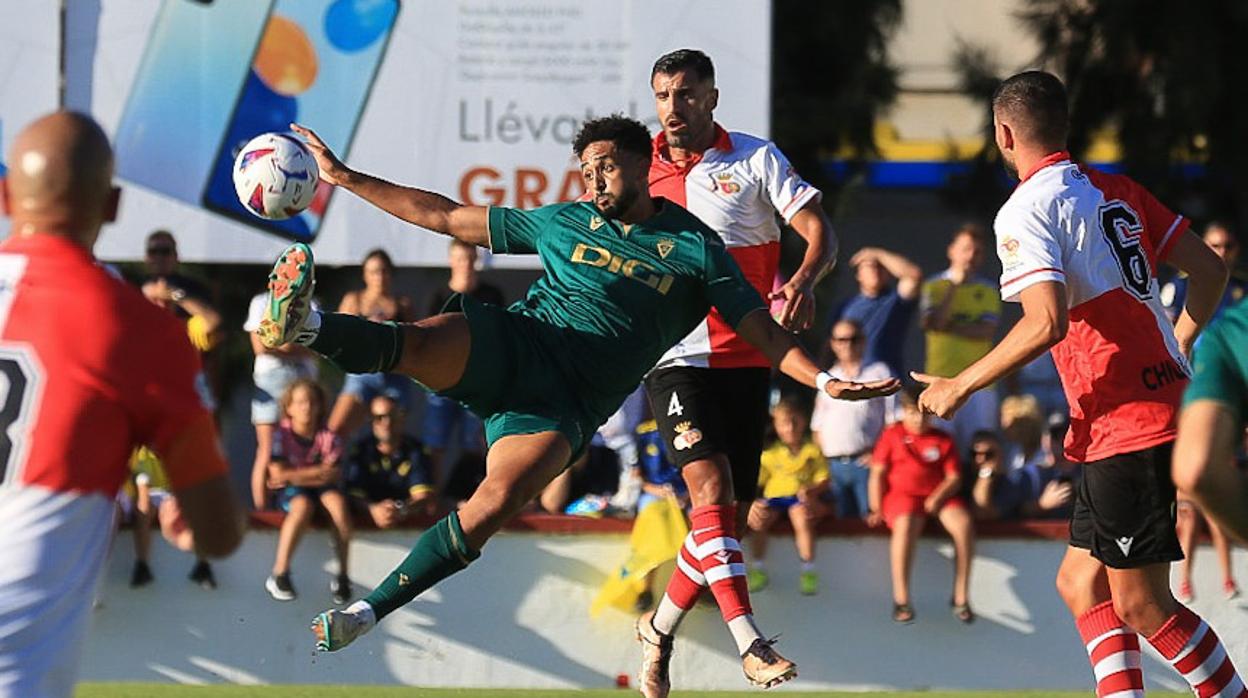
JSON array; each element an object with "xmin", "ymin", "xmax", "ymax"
[{"xmin": 9, "ymin": 0, "xmax": 772, "ymax": 267}]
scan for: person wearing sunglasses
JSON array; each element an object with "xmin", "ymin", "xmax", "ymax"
[{"xmin": 344, "ymin": 395, "xmax": 436, "ymax": 529}]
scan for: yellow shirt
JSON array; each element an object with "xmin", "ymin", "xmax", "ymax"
[
  {"xmin": 758, "ymin": 440, "xmax": 828, "ymax": 499},
  {"xmin": 920, "ymin": 273, "xmax": 1000, "ymax": 377}
]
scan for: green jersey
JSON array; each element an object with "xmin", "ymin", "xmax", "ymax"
[
  {"xmin": 486, "ymin": 199, "xmax": 765, "ymax": 421},
  {"xmin": 1184, "ymin": 300, "xmax": 1248, "ymax": 424}
]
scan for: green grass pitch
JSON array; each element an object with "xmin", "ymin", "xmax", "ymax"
[{"xmin": 75, "ymin": 685, "xmax": 1188, "ymax": 697}]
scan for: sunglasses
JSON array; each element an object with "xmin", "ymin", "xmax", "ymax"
[
  {"xmin": 972, "ymin": 449, "xmax": 997, "ymax": 458},
  {"xmin": 371, "ymin": 412, "xmax": 399, "ymax": 421},
  {"xmin": 832, "ymin": 335, "xmax": 863, "ymax": 343},
  {"xmin": 146, "ymin": 246, "xmax": 175, "ymax": 257}
]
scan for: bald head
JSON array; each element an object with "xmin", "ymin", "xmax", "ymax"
[{"xmin": 2, "ymin": 111, "xmax": 118, "ymax": 247}]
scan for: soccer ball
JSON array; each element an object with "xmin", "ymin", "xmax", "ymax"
[{"xmin": 232, "ymin": 132, "xmax": 320, "ymax": 220}]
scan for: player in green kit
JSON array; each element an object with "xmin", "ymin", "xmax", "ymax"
[
  {"xmin": 264, "ymin": 116, "xmax": 899, "ymax": 671},
  {"xmin": 1173, "ymin": 301, "xmax": 1248, "ymax": 543}
]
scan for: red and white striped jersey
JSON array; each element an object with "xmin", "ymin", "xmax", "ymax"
[
  {"xmin": 0, "ymin": 234, "xmax": 212, "ymax": 697},
  {"xmin": 649, "ymin": 125, "xmax": 821, "ymax": 369},
  {"xmin": 994, "ymin": 151, "xmax": 1189, "ymax": 463}
]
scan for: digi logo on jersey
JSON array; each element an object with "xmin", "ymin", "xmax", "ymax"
[{"xmin": 570, "ymin": 243, "xmax": 675, "ymax": 295}]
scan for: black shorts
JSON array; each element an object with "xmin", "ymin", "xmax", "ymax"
[
  {"xmin": 1069, "ymin": 443, "xmax": 1183, "ymax": 569},
  {"xmin": 644, "ymin": 366, "xmax": 770, "ymax": 502}
]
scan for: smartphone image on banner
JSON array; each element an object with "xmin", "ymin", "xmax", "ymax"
[
  {"xmin": 114, "ymin": 0, "xmax": 274, "ymax": 206},
  {"xmin": 202, "ymin": 0, "xmax": 400, "ymax": 243}
]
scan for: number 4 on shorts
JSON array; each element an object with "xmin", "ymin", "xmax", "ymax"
[{"xmin": 667, "ymin": 392, "xmax": 683, "ymax": 417}]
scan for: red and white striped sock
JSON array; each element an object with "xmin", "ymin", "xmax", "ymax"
[
  {"xmin": 1076, "ymin": 600, "xmax": 1145, "ymax": 697},
  {"xmin": 686, "ymin": 504, "xmax": 752, "ymax": 623},
  {"xmin": 1147, "ymin": 604, "xmax": 1247, "ymax": 697}
]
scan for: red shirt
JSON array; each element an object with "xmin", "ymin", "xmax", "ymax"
[
  {"xmin": 994, "ymin": 154, "xmax": 1189, "ymax": 461},
  {"xmin": 0, "ymin": 234, "xmax": 211, "ymax": 497},
  {"xmin": 871, "ymin": 423, "xmax": 959, "ymax": 498}
]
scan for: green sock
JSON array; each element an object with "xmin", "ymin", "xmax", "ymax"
[
  {"xmin": 363, "ymin": 512, "xmax": 480, "ymax": 620},
  {"xmin": 309, "ymin": 312, "xmax": 405, "ymax": 374}
]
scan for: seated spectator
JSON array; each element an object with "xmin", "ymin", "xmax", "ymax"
[
  {"xmin": 746, "ymin": 397, "xmax": 829, "ymax": 596},
  {"xmin": 920, "ymin": 224, "xmax": 1001, "ymax": 454},
  {"xmin": 631, "ymin": 418, "xmax": 688, "ymax": 612},
  {"xmin": 122, "ymin": 447, "xmax": 215, "ymax": 590},
  {"xmin": 971, "ymin": 397, "xmax": 1073, "ymax": 521},
  {"xmin": 345, "ymin": 395, "xmax": 437, "ymax": 528},
  {"xmin": 811, "ymin": 319, "xmax": 894, "ymax": 519},
  {"xmin": 537, "ymin": 443, "xmax": 620, "ymax": 516},
  {"xmin": 245, "ymin": 289, "xmax": 319, "ymax": 510},
  {"xmin": 264, "ymin": 379, "xmax": 353, "ymax": 605},
  {"xmin": 835, "ymin": 247, "xmax": 923, "ymax": 376},
  {"xmin": 868, "ymin": 387, "xmax": 974, "ymax": 624},
  {"xmin": 328, "ymin": 249, "xmax": 417, "ymax": 437}
]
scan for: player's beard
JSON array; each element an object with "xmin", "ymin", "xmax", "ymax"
[
  {"xmin": 1001, "ymin": 151, "xmax": 1019, "ymax": 179},
  {"xmin": 596, "ymin": 185, "xmax": 640, "ymax": 220}
]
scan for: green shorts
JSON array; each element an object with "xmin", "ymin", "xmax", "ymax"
[{"xmin": 436, "ymin": 294, "xmax": 598, "ymax": 458}]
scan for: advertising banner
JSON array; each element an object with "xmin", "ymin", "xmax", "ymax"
[{"xmin": 28, "ymin": 0, "xmax": 772, "ymax": 267}]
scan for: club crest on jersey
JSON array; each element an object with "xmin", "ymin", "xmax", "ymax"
[
  {"xmin": 589, "ymin": 215, "xmax": 605, "ymax": 231},
  {"xmin": 672, "ymin": 421, "xmax": 703, "ymax": 451},
  {"xmin": 923, "ymin": 446, "xmax": 941, "ymax": 462},
  {"xmin": 712, "ymin": 171, "xmax": 741, "ymax": 195},
  {"xmin": 656, "ymin": 239, "xmax": 675, "ymax": 259},
  {"xmin": 999, "ymin": 237, "xmax": 1022, "ymax": 272}
]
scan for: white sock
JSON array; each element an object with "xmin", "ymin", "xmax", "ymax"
[
  {"xmin": 295, "ymin": 309, "xmax": 322, "ymax": 345},
  {"xmin": 727, "ymin": 614, "xmax": 764, "ymax": 655},
  {"xmin": 800, "ymin": 560, "xmax": 815, "ymax": 573},
  {"xmin": 345, "ymin": 599, "xmax": 376, "ymax": 631},
  {"xmin": 651, "ymin": 593, "xmax": 686, "ymax": 636}
]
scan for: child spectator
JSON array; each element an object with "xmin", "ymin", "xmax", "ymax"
[
  {"xmin": 868, "ymin": 387, "xmax": 975, "ymax": 624},
  {"xmin": 631, "ymin": 418, "xmax": 688, "ymax": 611},
  {"xmin": 344, "ymin": 395, "xmax": 436, "ymax": 528},
  {"xmin": 265, "ymin": 379, "xmax": 352, "ymax": 605},
  {"xmin": 746, "ymin": 397, "xmax": 829, "ymax": 596},
  {"xmin": 123, "ymin": 447, "xmax": 215, "ymax": 589}
]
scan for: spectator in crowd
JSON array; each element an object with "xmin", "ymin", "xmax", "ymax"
[
  {"xmin": 811, "ymin": 318, "xmax": 894, "ymax": 519},
  {"xmin": 423, "ymin": 240, "xmax": 504, "ymax": 496},
  {"xmin": 328, "ymin": 249, "xmax": 416, "ymax": 437},
  {"xmin": 919, "ymin": 224, "xmax": 1001, "ymax": 453},
  {"xmin": 632, "ymin": 417, "xmax": 688, "ymax": 612},
  {"xmin": 1161, "ymin": 221, "xmax": 1244, "ymax": 603},
  {"xmin": 868, "ymin": 387, "xmax": 974, "ymax": 624},
  {"xmin": 245, "ymin": 289, "xmax": 319, "ymax": 510},
  {"xmin": 265, "ymin": 379, "xmax": 352, "ymax": 605},
  {"xmin": 141, "ymin": 229, "xmax": 212, "ymax": 305},
  {"xmin": 970, "ymin": 397, "xmax": 1074, "ymax": 520},
  {"xmin": 834, "ymin": 247, "xmax": 923, "ymax": 376},
  {"xmin": 1160, "ymin": 220, "xmax": 1247, "ymax": 324},
  {"xmin": 344, "ymin": 395, "xmax": 437, "ymax": 528},
  {"xmin": 123, "ymin": 447, "xmax": 215, "ymax": 589},
  {"xmin": 746, "ymin": 397, "xmax": 830, "ymax": 596}
]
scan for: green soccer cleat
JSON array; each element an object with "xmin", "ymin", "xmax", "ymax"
[
  {"xmin": 746, "ymin": 567, "xmax": 769, "ymax": 593},
  {"xmin": 799, "ymin": 570, "xmax": 819, "ymax": 596},
  {"xmin": 311, "ymin": 608, "xmax": 371, "ymax": 652},
  {"xmin": 259, "ymin": 242, "xmax": 316, "ymax": 348}
]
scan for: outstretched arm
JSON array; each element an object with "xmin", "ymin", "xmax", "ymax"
[
  {"xmin": 1173, "ymin": 401, "xmax": 1248, "ymax": 544},
  {"xmin": 292, "ymin": 123, "xmax": 489, "ymax": 246},
  {"xmin": 734, "ymin": 309, "xmax": 900, "ymax": 400},
  {"xmin": 1166, "ymin": 230, "xmax": 1227, "ymax": 356},
  {"xmin": 914, "ymin": 281, "xmax": 1066, "ymax": 419}
]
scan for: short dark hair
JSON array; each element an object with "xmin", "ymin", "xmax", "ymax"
[
  {"xmin": 952, "ymin": 222, "xmax": 990, "ymax": 246},
  {"xmin": 992, "ymin": 70, "xmax": 1069, "ymax": 147},
  {"xmin": 970, "ymin": 429, "xmax": 1000, "ymax": 445},
  {"xmin": 572, "ymin": 115, "xmax": 652, "ymax": 160},
  {"xmin": 363, "ymin": 247, "xmax": 394, "ymax": 270},
  {"xmin": 651, "ymin": 49, "xmax": 715, "ymax": 84},
  {"xmin": 1204, "ymin": 219, "xmax": 1239, "ymax": 242}
]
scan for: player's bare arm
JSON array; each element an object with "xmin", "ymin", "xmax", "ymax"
[
  {"xmin": 770, "ymin": 201, "xmax": 838, "ymax": 331},
  {"xmin": 1173, "ymin": 401, "xmax": 1248, "ymax": 544},
  {"xmin": 913, "ymin": 281, "xmax": 1066, "ymax": 418},
  {"xmin": 161, "ymin": 416, "xmax": 246, "ymax": 558},
  {"xmin": 291, "ymin": 123, "xmax": 489, "ymax": 247},
  {"xmin": 734, "ymin": 308, "xmax": 900, "ymax": 400},
  {"xmin": 1166, "ymin": 230, "xmax": 1228, "ymax": 355}
]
